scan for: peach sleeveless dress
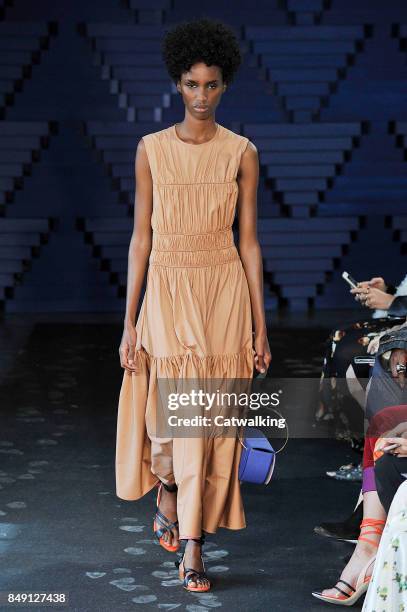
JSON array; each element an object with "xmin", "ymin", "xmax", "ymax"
[{"xmin": 115, "ymin": 122, "xmax": 255, "ymax": 538}]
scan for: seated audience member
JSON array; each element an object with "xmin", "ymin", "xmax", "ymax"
[
  {"xmin": 317, "ymin": 275, "xmax": 407, "ymax": 445},
  {"xmin": 315, "ymin": 275, "xmax": 407, "ymax": 542},
  {"xmin": 312, "ymin": 325, "xmax": 407, "ymax": 606}
]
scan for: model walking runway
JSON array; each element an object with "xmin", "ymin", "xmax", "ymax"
[{"xmin": 116, "ymin": 122, "xmax": 256, "ymax": 537}]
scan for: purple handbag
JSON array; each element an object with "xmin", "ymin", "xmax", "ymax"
[{"xmin": 238, "ymin": 426, "xmax": 276, "ymax": 485}]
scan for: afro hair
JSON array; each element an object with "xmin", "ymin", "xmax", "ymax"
[{"xmin": 162, "ymin": 18, "xmax": 242, "ymax": 86}]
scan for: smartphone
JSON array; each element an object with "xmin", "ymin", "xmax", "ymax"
[
  {"xmin": 354, "ymin": 357, "xmax": 375, "ymax": 366},
  {"xmin": 342, "ymin": 271, "xmax": 359, "ymax": 289},
  {"xmin": 382, "ymin": 443, "xmax": 401, "ymax": 453}
]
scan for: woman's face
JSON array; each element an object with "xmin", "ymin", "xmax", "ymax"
[{"xmin": 176, "ymin": 62, "xmax": 226, "ymax": 118}]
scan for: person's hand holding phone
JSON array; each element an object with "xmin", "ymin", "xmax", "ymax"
[
  {"xmin": 378, "ymin": 437, "xmax": 407, "ymax": 456},
  {"xmin": 375, "ymin": 420, "xmax": 407, "ymax": 456},
  {"xmin": 350, "ymin": 285, "xmax": 395, "ymax": 310},
  {"xmin": 358, "ymin": 277, "xmax": 387, "ymax": 292}
]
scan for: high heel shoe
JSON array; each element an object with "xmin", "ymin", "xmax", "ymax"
[
  {"xmin": 174, "ymin": 534, "xmax": 211, "ymax": 592},
  {"xmin": 153, "ymin": 481, "xmax": 180, "ymax": 553},
  {"xmin": 312, "ymin": 517, "xmax": 386, "ymax": 606}
]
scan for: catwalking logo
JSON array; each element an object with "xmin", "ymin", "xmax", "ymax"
[
  {"xmin": 167, "ymin": 413, "xmax": 286, "ymax": 428},
  {"xmin": 167, "ymin": 389, "xmax": 281, "ymax": 411}
]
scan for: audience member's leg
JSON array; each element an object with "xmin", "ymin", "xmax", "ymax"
[
  {"xmin": 362, "ymin": 481, "xmax": 407, "ymax": 611},
  {"xmin": 313, "ymin": 490, "xmax": 386, "ymax": 602}
]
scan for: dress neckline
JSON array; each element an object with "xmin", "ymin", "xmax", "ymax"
[{"xmin": 172, "ymin": 122, "xmax": 220, "ymax": 146}]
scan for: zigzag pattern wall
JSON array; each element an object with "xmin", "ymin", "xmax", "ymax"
[{"xmin": 1, "ymin": 0, "xmax": 406, "ymax": 313}]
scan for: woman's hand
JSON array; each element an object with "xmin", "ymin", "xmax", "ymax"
[
  {"xmin": 119, "ymin": 323, "xmax": 139, "ymax": 373},
  {"xmin": 350, "ymin": 285, "xmax": 395, "ymax": 310},
  {"xmin": 390, "ymin": 348, "xmax": 407, "ymax": 388},
  {"xmin": 253, "ymin": 329, "xmax": 272, "ymax": 375},
  {"xmin": 374, "ymin": 414, "xmax": 407, "ymax": 458},
  {"xmin": 377, "ymin": 436, "xmax": 407, "ymax": 457},
  {"xmin": 357, "ymin": 277, "xmax": 387, "ymax": 292}
]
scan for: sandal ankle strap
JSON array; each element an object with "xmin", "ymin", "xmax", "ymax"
[
  {"xmin": 176, "ymin": 533, "xmax": 206, "ymax": 563},
  {"xmin": 358, "ymin": 518, "xmax": 386, "ymax": 548},
  {"xmin": 161, "ymin": 480, "xmax": 178, "ymax": 493},
  {"xmin": 360, "ymin": 518, "xmax": 386, "ymax": 528},
  {"xmin": 183, "ymin": 533, "xmax": 206, "ymax": 546}
]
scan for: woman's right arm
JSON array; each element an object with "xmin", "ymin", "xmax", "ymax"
[{"xmin": 119, "ymin": 138, "xmax": 153, "ymax": 372}]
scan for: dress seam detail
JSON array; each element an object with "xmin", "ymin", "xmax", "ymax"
[
  {"xmin": 155, "ymin": 181, "xmax": 236, "ymax": 186},
  {"xmin": 137, "ymin": 345, "xmax": 254, "ymax": 361},
  {"xmin": 152, "ymin": 245, "xmax": 234, "ymax": 253},
  {"xmin": 149, "ymin": 258, "xmax": 239, "ymax": 269},
  {"xmin": 152, "ymin": 227, "xmax": 232, "ymax": 236}
]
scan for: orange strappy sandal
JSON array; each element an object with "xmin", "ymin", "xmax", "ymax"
[
  {"xmin": 175, "ymin": 534, "xmax": 211, "ymax": 592},
  {"xmin": 312, "ymin": 517, "xmax": 386, "ymax": 606},
  {"xmin": 153, "ymin": 481, "xmax": 180, "ymax": 553}
]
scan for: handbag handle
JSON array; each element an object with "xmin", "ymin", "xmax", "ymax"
[{"xmin": 237, "ymin": 407, "xmax": 289, "ymax": 455}]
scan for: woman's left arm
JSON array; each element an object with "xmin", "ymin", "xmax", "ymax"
[{"xmin": 236, "ymin": 141, "xmax": 272, "ymax": 375}]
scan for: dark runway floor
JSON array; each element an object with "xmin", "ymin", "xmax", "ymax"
[{"xmin": 0, "ymin": 314, "xmax": 365, "ymax": 612}]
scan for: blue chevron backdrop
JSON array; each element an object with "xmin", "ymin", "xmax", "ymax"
[{"xmin": 1, "ymin": 0, "xmax": 406, "ymax": 312}]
